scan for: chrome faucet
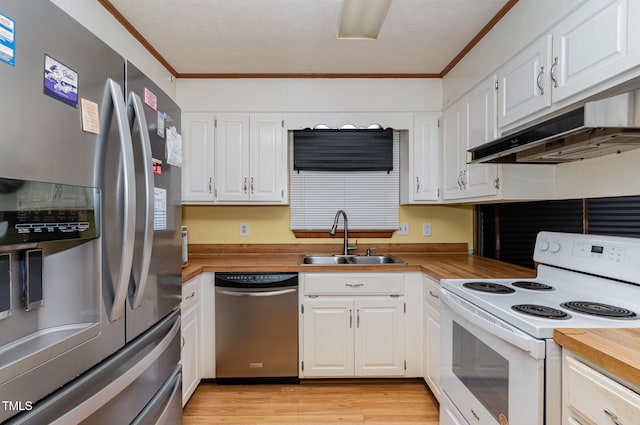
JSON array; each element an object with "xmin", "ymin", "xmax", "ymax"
[{"xmin": 329, "ymin": 210, "xmax": 357, "ymax": 255}]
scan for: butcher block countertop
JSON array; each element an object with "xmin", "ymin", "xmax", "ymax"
[
  {"xmin": 554, "ymin": 328, "xmax": 640, "ymax": 389},
  {"xmin": 181, "ymin": 242, "xmax": 536, "ymax": 283}
]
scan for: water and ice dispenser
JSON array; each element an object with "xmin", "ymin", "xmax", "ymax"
[{"xmin": 0, "ymin": 177, "xmax": 100, "ymax": 320}]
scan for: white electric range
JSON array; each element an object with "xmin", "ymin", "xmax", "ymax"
[{"xmin": 439, "ymin": 231, "xmax": 640, "ymax": 425}]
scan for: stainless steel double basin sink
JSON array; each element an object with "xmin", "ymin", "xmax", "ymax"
[{"xmin": 298, "ymin": 254, "xmax": 405, "ymax": 265}]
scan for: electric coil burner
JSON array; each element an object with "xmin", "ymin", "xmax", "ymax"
[
  {"xmin": 561, "ymin": 301, "xmax": 638, "ymax": 319},
  {"xmin": 511, "ymin": 304, "xmax": 571, "ymax": 320},
  {"xmin": 512, "ymin": 281, "xmax": 554, "ymax": 291},
  {"xmin": 463, "ymin": 281, "xmax": 515, "ymax": 294}
]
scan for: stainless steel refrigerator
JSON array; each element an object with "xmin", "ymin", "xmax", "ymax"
[{"xmin": 0, "ymin": 1, "xmax": 183, "ymax": 423}]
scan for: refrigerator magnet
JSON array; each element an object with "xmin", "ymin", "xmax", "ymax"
[
  {"xmin": 157, "ymin": 111, "xmax": 165, "ymax": 138},
  {"xmin": 0, "ymin": 13, "xmax": 16, "ymax": 67},
  {"xmin": 80, "ymin": 98, "xmax": 100, "ymax": 134},
  {"xmin": 144, "ymin": 87, "xmax": 157, "ymax": 110},
  {"xmin": 43, "ymin": 54, "xmax": 78, "ymax": 108}
]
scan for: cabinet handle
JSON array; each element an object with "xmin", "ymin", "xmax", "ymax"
[
  {"xmin": 345, "ymin": 283, "xmax": 364, "ymax": 288},
  {"xmin": 243, "ymin": 177, "xmax": 248, "ymax": 194},
  {"xmin": 349, "ymin": 309, "xmax": 353, "ymax": 328},
  {"xmin": 416, "ymin": 176, "xmax": 420, "ymax": 193},
  {"xmin": 429, "ymin": 290, "xmax": 440, "ymax": 299},
  {"xmin": 184, "ymin": 291, "xmax": 195, "ymax": 300},
  {"xmin": 181, "ymin": 336, "xmax": 185, "ymax": 350},
  {"xmin": 356, "ymin": 309, "xmax": 360, "ymax": 328},
  {"xmin": 604, "ymin": 408, "xmax": 623, "ymax": 425},
  {"xmin": 457, "ymin": 172, "xmax": 463, "ymax": 190},
  {"xmin": 550, "ymin": 57, "xmax": 559, "ymax": 88},
  {"xmin": 208, "ymin": 177, "xmax": 213, "ymax": 194},
  {"xmin": 536, "ymin": 66, "xmax": 545, "ymax": 95},
  {"xmin": 250, "ymin": 177, "xmax": 255, "ymax": 194},
  {"xmin": 461, "ymin": 170, "xmax": 467, "ymax": 189}
]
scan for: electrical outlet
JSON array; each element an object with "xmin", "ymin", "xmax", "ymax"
[
  {"xmin": 239, "ymin": 222, "xmax": 249, "ymax": 237},
  {"xmin": 422, "ymin": 223, "xmax": 432, "ymax": 237},
  {"xmin": 397, "ymin": 223, "xmax": 409, "ymax": 235}
]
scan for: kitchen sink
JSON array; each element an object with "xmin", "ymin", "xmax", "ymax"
[
  {"xmin": 298, "ymin": 254, "xmax": 404, "ymax": 265},
  {"xmin": 299, "ymin": 255, "xmax": 350, "ymax": 265}
]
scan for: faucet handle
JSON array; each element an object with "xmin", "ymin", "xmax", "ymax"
[
  {"xmin": 347, "ymin": 239, "xmax": 358, "ymax": 253},
  {"xmin": 365, "ymin": 247, "xmax": 377, "ymax": 256}
]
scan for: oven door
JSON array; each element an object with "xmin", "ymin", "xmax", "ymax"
[{"xmin": 440, "ymin": 289, "xmax": 546, "ymax": 425}]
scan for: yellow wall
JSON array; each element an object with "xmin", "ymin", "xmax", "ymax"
[{"xmin": 183, "ymin": 204, "xmax": 474, "ymax": 248}]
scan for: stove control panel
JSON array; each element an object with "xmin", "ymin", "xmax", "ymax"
[{"xmin": 534, "ymin": 232, "xmax": 640, "ymax": 284}]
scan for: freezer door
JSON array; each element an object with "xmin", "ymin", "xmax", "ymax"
[
  {"xmin": 5, "ymin": 310, "xmax": 181, "ymax": 425},
  {"xmin": 0, "ymin": 2, "xmax": 127, "ymax": 422},
  {"xmin": 125, "ymin": 61, "xmax": 182, "ymax": 342}
]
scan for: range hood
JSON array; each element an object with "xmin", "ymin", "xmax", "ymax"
[{"xmin": 468, "ymin": 90, "xmax": 640, "ymax": 164}]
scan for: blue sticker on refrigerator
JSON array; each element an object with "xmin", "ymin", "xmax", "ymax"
[{"xmin": 0, "ymin": 12, "xmax": 16, "ymax": 66}]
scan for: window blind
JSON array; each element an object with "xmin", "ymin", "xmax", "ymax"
[
  {"xmin": 290, "ymin": 131, "xmax": 400, "ymax": 230},
  {"xmin": 293, "ymin": 129, "xmax": 393, "ymax": 172}
]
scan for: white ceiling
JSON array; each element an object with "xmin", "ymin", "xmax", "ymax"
[{"xmin": 107, "ymin": 0, "xmax": 510, "ymax": 76}]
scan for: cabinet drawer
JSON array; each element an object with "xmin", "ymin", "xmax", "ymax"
[
  {"xmin": 181, "ymin": 279, "xmax": 201, "ymax": 311},
  {"xmin": 304, "ymin": 273, "xmax": 404, "ymax": 296},
  {"xmin": 564, "ymin": 354, "xmax": 640, "ymax": 424}
]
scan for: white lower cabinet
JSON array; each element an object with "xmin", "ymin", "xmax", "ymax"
[
  {"xmin": 562, "ymin": 352, "xmax": 640, "ymax": 424},
  {"xmin": 423, "ymin": 276, "xmax": 441, "ymax": 401},
  {"xmin": 300, "ymin": 273, "xmax": 407, "ymax": 378},
  {"xmin": 181, "ymin": 276, "xmax": 202, "ymax": 406}
]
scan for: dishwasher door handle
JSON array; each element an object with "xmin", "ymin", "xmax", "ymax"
[{"xmin": 215, "ymin": 287, "xmax": 297, "ymax": 297}]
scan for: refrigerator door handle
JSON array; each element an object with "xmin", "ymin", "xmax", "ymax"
[
  {"xmin": 101, "ymin": 78, "xmax": 136, "ymax": 323},
  {"xmin": 127, "ymin": 92, "xmax": 154, "ymax": 310}
]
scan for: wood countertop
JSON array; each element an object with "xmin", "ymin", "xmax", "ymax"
[
  {"xmin": 554, "ymin": 328, "xmax": 640, "ymax": 389},
  {"xmin": 181, "ymin": 243, "xmax": 536, "ymax": 283}
]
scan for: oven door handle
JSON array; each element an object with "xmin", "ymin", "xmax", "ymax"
[
  {"xmin": 216, "ymin": 287, "xmax": 297, "ymax": 297},
  {"xmin": 441, "ymin": 290, "xmax": 546, "ymax": 360}
]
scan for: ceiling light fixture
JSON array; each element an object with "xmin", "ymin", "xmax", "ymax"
[{"xmin": 337, "ymin": 0, "xmax": 392, "ymax": 40}]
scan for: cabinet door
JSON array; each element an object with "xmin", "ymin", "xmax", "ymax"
[
  {"xmin": 412, "ymin": 114, "xmax": 440, "ymax": 201},
  {"xmin": 215, "ymin": 114, "xmax": 250, "ymax": 201},
  {"xmin": 181, "ymin": 304, "xmax": 199, "ymax": 406},
  {"xmin": 302, "ymin": 298, "xmax": 354, "ymax": 377},
  {"xmin": 354, "ymin": 298, "xmax": 405, "ymax": 376},
  {"xmin": 249, "ymin": 114, "xmax": 286, "ymax": 202},
  {"xmin": 442, "ymin": 100, "xmax": 466, "ymax": 199},
  {"xmin": 182, "ymin": 113, "xmax": 215, "ymax": 202},
  {"xmin": 464, "ymin": 76, "xmax": 499, "ymax": 199},
  {"xmin": 425, "ymin": 303, "xmax": 441, "ymax": 399},
  {"xmin": 424, "ymin": 277, "xmax": 441, "ymax": 400},
  {"xmin": 498, "ymin": 34, "xmax": 552, "ymax": 128},
  {"xmin": 551, "ymin": 0, "xmax": 640, "ymax": 103}
]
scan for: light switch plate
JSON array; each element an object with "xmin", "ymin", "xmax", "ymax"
[
  {"xmin": 422, "ymin": 223, "xmax": 432, "ymax": 237},
  {"xmin": 397, "ymin": 223, "xmax": 409, "ymax": 235}
]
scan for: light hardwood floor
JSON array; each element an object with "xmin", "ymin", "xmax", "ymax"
[{"xmin": 182, "ymin": 379, "xmax": 439, "ymax": 425}]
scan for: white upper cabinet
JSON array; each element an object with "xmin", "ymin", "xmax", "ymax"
[
  {"xmin": 551, "ymin": 0, "xmax": 640, "ymax": 103},
  {"xmin": 497, "ymin": 0, "xmax": 640, "ymax": 129},
  {"xmin": 248, "ymin": 114, "xmax": 287, "ymax": 202},
  {"xmin": 497, "ymin": 35, "xmax": 552, "ymax": 128},
  {"xmin": 400, "ymin": 113, "xmax": 440, "ymax": 203},
  {"xmin": 181, "ymin": 113, "xmax": 215, "ymax": 203},
  {"xmin": 215, "ymin": 113, "xmax": 287, "ymax": 204},
  {"xmin": 443, "ymin": 76, "xmax": 500, "ymax": 200}
]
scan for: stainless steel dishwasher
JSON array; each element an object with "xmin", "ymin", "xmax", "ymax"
[{"xmin": 215, "ymin": 272, "xmax": 299, "ymax": 383}]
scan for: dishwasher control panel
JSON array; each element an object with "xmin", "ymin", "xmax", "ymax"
[{"xmin": 215, "ymin": 272, "xmax": 298, "ymax": 288}]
